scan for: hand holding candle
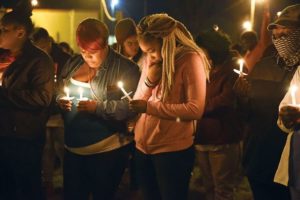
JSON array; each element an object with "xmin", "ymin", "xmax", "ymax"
[
  {"xmin": 233, "ymin": 59, "xmax": 247, "ymax": 76},
  {"xmin": 61, "ymin": 87, "xmax": 74, "ymax": 100},
  {"xmin": 279, "ymin": 105, "xmax": 300, "ymax": 129},
  {"xmin": 118, "ymin": 81, "xmax": 132, "ymax": 101}
]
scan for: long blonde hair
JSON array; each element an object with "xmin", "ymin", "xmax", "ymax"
[{"xmin": 137, "ymin": 13, "xmax": 210, "ymax": 101}]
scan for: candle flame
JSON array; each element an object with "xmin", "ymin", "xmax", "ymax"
[
  {"xmin": 277, "ymin": 12, "xmax": 282, "ymax": 17},
  {"xmin": 238, "ymin": 59, "xmax": 244, "ymax": 65},
  {"xmin": 64, "ymin": 87, "xmax": 69, "ymax": 93},
  {"xmin": 213, "ymin": 25, "xmax": 219, "ymax": 31},
  {"xmin": 117, "ymin": 81, "xmax": 124, "ymax": 88}
]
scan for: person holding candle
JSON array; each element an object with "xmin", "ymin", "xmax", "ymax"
[
  {"xmin": 56, "ymin": 18, "xmax": 140, "ymax": 200},
  {"xmin": 194, "ymin": 28, "xmax": 243, "ymax": 200},
  {"xmin": 0, "ymin": 2, "xmax": 54, "ymax": 200},
  {"xmin": 272, "ymin": 4, "xmax": 300, "ymax": 200},
  {"xmin": 241, "ymin": 4, "xmax": 300, "ymax": 200},
  {"xmin": 129, "ymin": 14, "xmax": 210, "ymax": 200}
]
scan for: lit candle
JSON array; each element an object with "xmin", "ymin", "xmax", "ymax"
[
  {"xmin": 64, "ymin": 87, "xmax": 70, "ymax": 98},
  {"xmin": 78, "ymin": 87, "xmax": 83, "ymax": 100},
  {"xmin": 290, "ymin": 85, "xmax": 298, "ymax": 105},
  {"xmin": 117, "ymin": 81, "xmax": 132, "ymax": 101},
  {"xmin": 277, "ymin": 11, "xmax": 282, "ymax": 17},
  {"xmin": 233, "ymin": 59, "xmax": 247, "ymax": 76},
  {"xmin": 239, "ymin": 59, "xmax": 244, "ymax": 74}
]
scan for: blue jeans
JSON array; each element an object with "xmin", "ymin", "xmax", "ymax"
[{"xmin": 135, "ymin": 146, "xmax": 195, "ymax": 200}]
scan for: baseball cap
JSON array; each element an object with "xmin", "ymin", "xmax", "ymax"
[{"xmin": 268, "ymin": 4, "xmax": 300, "ymax": 30}]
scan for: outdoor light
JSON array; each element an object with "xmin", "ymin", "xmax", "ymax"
[
  {"xmin": 242, "ymin": 21, "xmax": 252, "ymax": 31},
  {"xmin": 213, "ymin": 25, "xmax": 219, "ymax": 31},
  {"xmin": 111, "ymin": 0, "xmax": 119, "ymax": 11},
  {"xmin": 31, "ymin": 0, "xmax": 38, "ymax": 7}
]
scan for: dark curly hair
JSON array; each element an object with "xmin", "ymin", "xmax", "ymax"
[{"xmin": 196, "ymin": 28, "xmax": 232, "ymax": 66}]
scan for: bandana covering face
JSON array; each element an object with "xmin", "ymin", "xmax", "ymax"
[{"xmin": 272, "ymin": 29, "xmax": 300, "ymax": 67}]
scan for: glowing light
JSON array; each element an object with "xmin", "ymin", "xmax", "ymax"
[
  {"xmin": 64, "ymin": 87, "xmax": 70, "ymax": 98},
  {"xmin": 233, "ymin": 59, "xmax": 247, "ymax": 76},
  {"xmin": 31, "ymin": 0, "xmax": 38, "ymax": 7},
  {"xmin": 111, "ymin": 0, "xmax": 119, "ymax": 11},
  {"xmin": 118, "ymin": 81, "xmax": 132, "ymax": 101},
  {"xmin": 277, "ymin": 12, "xmax": 282, "ymax": 17},
  {"xmin": 238, "ymin": 59, "xmax": 244, "ymax": 74},
  {"xmin": 290, "ymin": 85, "xmax": 298, "ymax": 105},
  {"xmin": 78, "ymin": 87, "xmax": 83, "ymax": 100},
  {"xmin": 243, "ymin": 21, "xmax": 252, "ymax": 31}
]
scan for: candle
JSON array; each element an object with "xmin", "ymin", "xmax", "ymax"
[
  {"xmin": 78, "ymin": 87, "xmax": 83, "ymax": 100},
  {"xmin": 239, "ymin": 59, "xmax": 244, "ymax": 74},
  {"xmin": 290, "ymin": 85, "xmax": 298, "ymax": 105},
  {"xmin": 64, "ymin": 87, "xmax": 70, "ymax": 98},
  {"xmin": 117, "ymin": 81, "xmax": 132, "ymax": 101},
  {"xmin": 233, "ymin": 59, "xmax": 247, "ymax": 76},
  {"xmin": 277, "ymin": 11, "xmax": 282, "ymax": 17}
]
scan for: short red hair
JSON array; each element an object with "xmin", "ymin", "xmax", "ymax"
[{"xmin": 76, "ymin": 18, "xmax": 109, "ymax": 51}]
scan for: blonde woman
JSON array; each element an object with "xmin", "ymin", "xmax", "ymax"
[{"xmin": 130, "ymin": 14, "xmax": 210, "ymax": 200}]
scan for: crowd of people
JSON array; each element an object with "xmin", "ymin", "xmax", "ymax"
[{"xmin": 0, "ymin": 1, "xmax": 300, "ymax": 200}]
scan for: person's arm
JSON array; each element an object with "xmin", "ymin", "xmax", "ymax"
[
  {"xmin": 259, "ymin": 0, "xmax": 271, "ymax": 49},
  {"xmin": 133, "ymin": 57, "xmax": 154, "ymax": 101},
  {"xmin": 0, "ymin": 58, "xmax": 54, "ymax": 110},
  {"xmin": 95, "ymin": 64, "xmax": 141, "ymax": 120},
  {"xmin": 244, "ymin": 1, "xmax": 271, "ymax": 73},
  {"xmin": 146, "ymin": 53, "xmax": 206, "ymax": 120}
]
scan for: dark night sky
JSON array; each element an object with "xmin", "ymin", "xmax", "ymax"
[
  {"xmin": 123, "ymin": 0, "xmax": 299, "ymax": 41},
  {"xmin": 1, "ymin": 0, "xmax": 299, "ymax": 41}
]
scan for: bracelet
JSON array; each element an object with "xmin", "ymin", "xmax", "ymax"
[{"xmin": 144, "ymin": 77, "xmax": 156, "ymax": 88}]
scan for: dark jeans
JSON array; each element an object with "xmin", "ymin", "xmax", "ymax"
[
  {"xmin": 0, "ymin": 137, "xmax": 44, "ymax": 200},
  {"xmin": 135, "ymin": 146, "xmax": 195, "ymax": 200},
  {"xmin": 248, "ymin": 177, "xmax": 291, "ymax": 200},
  {"xmin": 64, "ymin": 144, "xmax": 131, "ymax": 200}
]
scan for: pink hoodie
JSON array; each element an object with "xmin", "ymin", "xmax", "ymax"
[{"xmin": 133, "ymin": 51, "xmax": 206, "ymax": 154}]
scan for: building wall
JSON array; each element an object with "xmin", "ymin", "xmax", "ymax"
[{"xmin": 32, "ymin": 9, "xmax": 99, "ymax": 53}]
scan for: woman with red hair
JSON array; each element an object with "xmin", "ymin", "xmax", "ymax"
[{"xmin": 57, "ymin": 18, "xmax": 140, "ymax": 200}]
